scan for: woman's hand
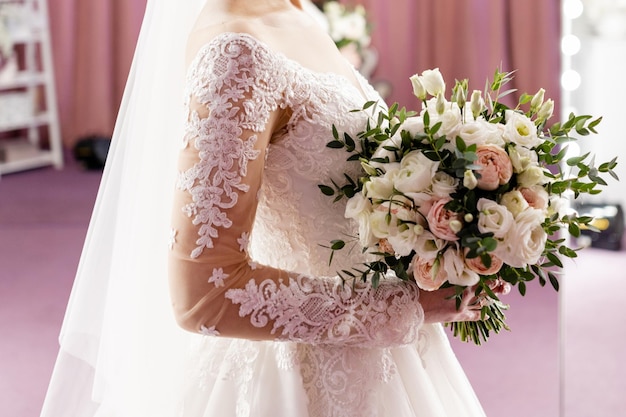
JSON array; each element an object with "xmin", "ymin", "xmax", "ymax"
[{"xmin": 420, "ymin": 279, "xmax": 511, "ymax": 324}]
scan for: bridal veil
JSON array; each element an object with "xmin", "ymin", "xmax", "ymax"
[{"xmin": 41, "ymin": 0, "xmax": 205, "ymax": 415}]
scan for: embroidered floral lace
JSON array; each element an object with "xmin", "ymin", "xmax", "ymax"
[{"xmin": 169, "ymin": 32, "xmax": 424, "ymax": 349}]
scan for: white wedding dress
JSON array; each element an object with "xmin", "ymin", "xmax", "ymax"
[{"xmin": 166, "ymin": 32, "xmax": 487, "ymax": 417}]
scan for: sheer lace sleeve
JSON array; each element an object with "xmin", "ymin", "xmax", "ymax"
[{"xmin": 168, "ymin": 33, "xmax": 423, "ymax": 348}]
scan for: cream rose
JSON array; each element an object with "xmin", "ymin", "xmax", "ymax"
[
  {"xmin": 475, "ymin": 145, "xmax": 513, "ymax": 191},
  {"xmin": 394, "ymin": 151, "xmax": 439, "ymax": 194},
  {"xmin": 500, "ymin": 190, "xmax": 529, "ymax": 218},
  {"xmin": 517, "ymin": 165, "xmax": 548, "ymax": 188},
  {"xmin": 476, "ymin": 198, "xmax": 514, "ymax": 239},
  {"xmin": 426, "ymin": 197, "xmax": 463, "ymax": 241},
  {"xmin": 508, "ymin": 144, "xmax": 538, "ymax": 173},
  {"xmin": 431, "ymin": 171, "xmax": 458, "ymax": 197}
]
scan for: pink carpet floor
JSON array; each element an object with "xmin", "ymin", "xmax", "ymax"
[{"xmin": 1, "ymin": 161, "xmax": 624, "ymax": 416}]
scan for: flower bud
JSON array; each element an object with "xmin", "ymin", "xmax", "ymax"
[
  {"xmin": 470, "ymin": 90, "xmax": 484, "ymax": 119},
  {"xmin": 360, "ymin": 160, "xmax": 378, "ymax": 176},
  {"xmin": 464, "ymin": 213, "xmax": 474, "ymax": 223},
  {"xmin": 413, "ymin": 224, "xmax": 424, "ymax": 235},
  {"xmin": 536, "ymin": 99, "xmax": 554, "ymax": 123},
  {"xmin": 436, "ymin": 92, "xmax": 446, "ymax": 115},
  {"xmin": 410, "ymin": 74, "xmax": 427, "ymax": 100},
  {"xmin": 452, "ymin": 79, "xmax": 468, "ymax": 109},
  {"xmin": 449, "ymin": 220, "xmax": 463, "ymax": 233},
  {"xmin": 530, "ymin": 88, "xmax": 545, "ymax": 113},
  {"xmin": 463, "ymin": 169, "xmax": 478, "ymax": 189}
]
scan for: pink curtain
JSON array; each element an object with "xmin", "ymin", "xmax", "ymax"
[
  {"xmin": 47, "ymin": 0, "xmax": 561, "ymax": 147},
  {"xmin": 356, "ymin": 0, "xmax": 562, "ymax": 111},
  {"xmin": 48, "ymin": 0, "xmax": 146, "ymax": 147}
]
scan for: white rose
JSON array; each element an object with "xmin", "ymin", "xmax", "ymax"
[
  {"xmin": 441, "ymin": 246, "xmax": 480, "ymax": 287},
  {"xmin": 548, "ymin": 194, "xmax": 569, "ymax": 218},
  {"xmin": 458, "ymin": 119, "xmax": 503, "ymax": 147},
  {"xmin": 401, "ymin": 116, "xmax": 426, "ymax": 137},
  {"xmin": 370, "ymin": 136, "xmax": 402, "ymax": 170},
  {"xmin": 364, "ymin": 176, "xmax": 394, "ymax": 200},
  {"xmin": 500, "ymin": 190, "xmax": 530, "ymax": 218},
  {"xmin": 344, "ymin": 192, "xmax": 371, "ymax": 220},
  {"xmin": 403, "ymin": 191, "xmax": 433, "ymax": 218},
  {"xmin": 413, "ymin": 230, "xmax": 445, "ymax": 261},
  {"xmin": 517, "ymin": 166, "xmax": 548, "ymax": 187},
  {"xmin": 496, "ymin": 208, "xmax": 547, "ymax": 267},
  {"xmin": 423, "ymin": 98, "xmax": 462, "ymax": 139},
  {"xmin": 357, "ymin": 214, "xmax": 377, "ymax": 248},
  {"xmin": 420, "ymin": 68, "xmax": 446, "ymax": 97},
  {"xmin": 431, "ymin": 171, "xmax": 458, "ymax": 197},
  {"xmin": 394, "ymin": 151, "xmax": 439, "ymax": 194},
  {"xmin": 369, "ymin": 207, "xmax": 393, "ymax": 239},
  {"xmin": 503, "ymin": 110, "xmax": 542, "ymax": 148},
  {"xmin": 477, "ymin": 198, "xmax": 514, "ymax": 239},
  {"xmin": 386, "ymin": 221, "xmax": 422, "ymax": 257},
  {"xmin": 508, "ymin": 144, "xmax": 538, "ymax": 173}
]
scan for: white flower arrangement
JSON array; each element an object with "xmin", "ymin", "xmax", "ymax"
[
  {"xmin": 323, "ymin": 1, "xmax": 371, "ymax": 50},
  {"xmin": 320, "ymin": 68, "xmax": 619, "ymax": 344}
]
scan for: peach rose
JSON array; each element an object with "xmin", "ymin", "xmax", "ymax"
[
  {"xmin": 378, "ymin": 238, "xmax": 395, "ymax": 254},
  {"xmin": 464, "ymin": 250, "xmax": 504, "ymax": 275},
  {"xmin": 520, "ymin": 185, "xmax": 549, "ymax": 210},
  {"xmin": 426, "ymin": 197, "xmax": 463, "ymax": 241},
  {"xmin": 411, "ymin": 257, "xmax": 447, "ymax": 291},
  {"xmin": 475, "ymin": 145, "xmax": 513, "ymax": 191}
]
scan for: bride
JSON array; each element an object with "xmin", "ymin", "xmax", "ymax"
[{"xmin": 41, "ymin": 1, "xmax": 507, "ymax": 416}]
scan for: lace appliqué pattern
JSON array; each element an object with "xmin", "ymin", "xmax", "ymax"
[
  {"xmin": 178, "ymin": 36, "xmax": 277, "ymax": 259},
  {"xmin": 226, "ymin": 274, "xmax": 422, "ymax": 348}
]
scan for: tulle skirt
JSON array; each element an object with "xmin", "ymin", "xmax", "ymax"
[{"xmin": 178, "ymin": 324, "xmax": 485, "ymax": 417}]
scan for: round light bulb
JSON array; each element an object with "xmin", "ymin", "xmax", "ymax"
[
  {"xmin": 561, "ymin": 70, "xmax": 581, "ymax": 91},
  {"xmin": 563, "ymin": 0, "xmax": 584, "ymax": 20},
  {"xmin": 561, "ymin": 34, "xmax": 581, "ymax": 56}
]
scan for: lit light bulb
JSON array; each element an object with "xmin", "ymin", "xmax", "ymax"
[
  {"xmin": 561, "ymin": 34, "xmax": 581, "ymax": 56},
  {"xmin": 561, "ymin": 69, "xmax": 581, "ymax": 91},
  {"xmin": 563, "ymin": 0, "xmax": 584, "ymax": 20}
]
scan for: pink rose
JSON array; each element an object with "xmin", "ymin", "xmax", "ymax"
[
  {"xmin": 410, "ymin": 257, "xmax": 447, "ymax": 291},
  {"xmin": 464, "ymin": 249, "xmax": 504, "ymax": 275},
  {"xmin": 475, "ymin": 145, "xmax": 513, "ymax": 191},
  {"xmin": 519, "ymin": 186, "xmax": 549, "ymax": 210},
  {"xmin": 426, "ymin": 197, "xmax": 462, "ymax": 241}
]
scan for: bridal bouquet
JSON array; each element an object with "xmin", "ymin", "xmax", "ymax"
[{"xmin": 320, "ymin": 68, "xmax": 618, "ymax": 344}]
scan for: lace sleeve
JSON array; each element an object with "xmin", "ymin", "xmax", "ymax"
[{"xmin": 168, "ymin": 33, "xmax": 423, "ymax": 348}]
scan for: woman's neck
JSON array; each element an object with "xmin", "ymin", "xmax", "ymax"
[{"xmin": 221, "ymin": 0, "xmax": 300, "ymax": 15}]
